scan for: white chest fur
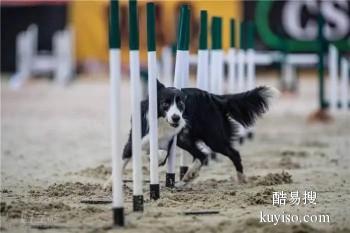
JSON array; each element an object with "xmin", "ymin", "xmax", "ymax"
[
  {"xmin": 141, "ymin": 117, "xmax": 183, "ymax": 151},
  {"xmin": 158, "ymin": 117, "xmax": 180, "ymax": 150}
]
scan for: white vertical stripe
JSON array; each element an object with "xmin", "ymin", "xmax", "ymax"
[
  {"xmin": 169, "ymin": 50, "xmax": 189, "ymax": 172},
  {"xmin": 341, "ymin": 58, "xmax": 349, "ymax": 112},
  {"xmin": 227, "ymin": 48, "xmax": 236, "ymax": 93},
  {"xmin": 196, "ymin": 50, "xmax": 209, "ymax": 91},
  {"xmin": 174, "ymin": 51, "xmax": 188, "ymax": 89},
  {"xmin": 180, "ymin": 50, "xmax": 190, "ymax": 167},
  {"xmin": 130, "ymin": 50, "xmax": 143, "ymax": 196},
  {"xmin": 329, "ymin": 45, "xmax": 338, "ymax": 113},
  {"xmin": 182, "ymin": 50, "xmax": 190, "ymax": 88},
  {"xmin": 161, "ymin": 46, "xmax": 173, "ymax": 87},
  {"xmin": 148, "ymin": 51, "xmax": 159, "ymax": 185},
  {"xmin": 109, "ymin": 49, "xmax": 123, "ymax": 208},
  {"xmin": 247, "ymin": 48, "xmax": 255, "ymax": 90},
  {"xmin": 237, "ymin": 49, "xmax": 246, "ymax": 92},
  {"xmin": 210, "ymin": 50, "xmax": 224, "ymax": 94}
]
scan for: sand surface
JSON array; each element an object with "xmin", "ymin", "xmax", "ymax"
[{"xmin": 1, "ymin": 75, "xmax": 350, "ymax": 233}]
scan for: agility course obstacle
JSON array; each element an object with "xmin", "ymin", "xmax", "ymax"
[
  {"xmin": 109, "ymin": 0, "xmax": 124, "ymax": 226},
  {"xmin": 167, "ymin": 5, "xmax": 191, "ymax": 186},
  {"xmin": 310, "ymin": 15, "xmax": 350, "ymax": 122},
  {"xmin": 327, "ymin": 45, "xmax": 350, "ymax": 113},
  {"xmin": 10, "ymin": 24, "xmax": 74, "ymax": 89},
  {"xmin": 128, "ymin": 0, "xmax": 144, "ymax": 212},
  {"xmin": 146, "ymin": 2, "xmax": 160, "ymax": 200}
]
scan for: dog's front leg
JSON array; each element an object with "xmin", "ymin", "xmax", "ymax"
[
  {"xmin": 158, "ymin": 150, "xmax": 168, "ymax": 166},
  {"xmin": 158, "ymin": 137, "xmax": 174, "ymax": 166}
]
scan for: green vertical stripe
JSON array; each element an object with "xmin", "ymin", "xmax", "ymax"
[
  {"xmin": 129, "ymin": 0, "xmax": 139, "ymax": 50},
  {"xmin": 211, "ymin": 17, "xmax": 222, "ymax": 50},
  {"xmin": 147, "ymin": 3, "xmax": 156, "ymax": 51},
  {"xmin": 199, "ymin": 10, "xmax": 208, "ymax": 50},
  {"xmin": 109, "ymin": 0, "xmax": 120, "ymax": 49},
  {"xmin": 246, "ymin": 21, "xmax": 255, "ymax": 49},
  {"xmin": 185, "ymin": 7, "xmax": 191, "ymax": 50},
  {"xmin": 230, "ymin": 18, "xmax": 235, "ymax": 48},
  {"xmin": 239, "ymin": 21, "xmax": 245, "ymax": 50},
  {"xmin": 177, "ymin": 5, "xmax": 190, "ymax": 51}
]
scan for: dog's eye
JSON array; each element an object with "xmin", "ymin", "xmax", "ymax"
[
  {"xmin": 178, "ymin": 101, "xmax": 184, "ymax": 110},
  {"xmin": 162, "ymin": 102, "xmax": 169, "ymax": 109}
]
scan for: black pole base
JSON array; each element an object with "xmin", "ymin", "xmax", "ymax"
[
  {"xmin": 150, "ymin": 184, "xmax": 160, "ymax": 200},
  {"xmin": 133, "ymin": 195, "xmax": 144, "ymax": 212},
  {"xmin": 179, "ymin": 166, "xmax": 188, "ymax": 180},
  {"xmin": 239, "ymin": 137, "xmax": 245, "ymax": 145},
  {"xmin": 247, "ymin": 132, "xmax": 254, "ymax": 140},
  {"xmin": 112, "ymin": 207, "xmax": 125, "ymax": 227},
  {"xmin": 211, "ymin": 152, "xmax": 217, "ymax": 160},
  {"xmin": 165, "ymin": 173, "xmax": 175, "ymax": 188}
]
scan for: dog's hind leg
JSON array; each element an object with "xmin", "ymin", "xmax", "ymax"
[{"xmin": 214, "ymin": 145, "xmax": 246, "ymax": 184}]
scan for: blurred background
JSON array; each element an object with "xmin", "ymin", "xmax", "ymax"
[{"xmin": 2, "ymin": 0, "xmax": 348, "ymax": 85}]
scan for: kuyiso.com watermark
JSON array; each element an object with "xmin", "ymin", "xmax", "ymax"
[{"xmin": 260, "ymin": 190, "xmax": 330, "ymax": 225}]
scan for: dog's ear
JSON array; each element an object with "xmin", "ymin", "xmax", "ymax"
[{"xmin": 157, "ymin": 79, "xmax": 165, "ymax": 90}]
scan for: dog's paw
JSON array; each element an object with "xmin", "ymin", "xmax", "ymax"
[
  {"xmin": 181, "ymin": 159, "xmax": 202, "ymax": 182},
  {"xmin": 182, "ymin": 168, "xmax": 199, "ymax": 182},
  {"xmin": 175, "ymin": 181, "xmax": 187, "ymax": 188},
  {"xmin": 237, "ymin": 172, "xmax": 247, "ymax": 184}
]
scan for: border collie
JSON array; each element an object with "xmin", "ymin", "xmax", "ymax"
[{"xmin": 122, "ymin": 80, "xmax": 278, "ymax": 184}]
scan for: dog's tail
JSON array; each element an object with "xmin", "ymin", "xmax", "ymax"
[{"xmin": 217, "ymin": 86, "xmax": 279, "ymax": 127}]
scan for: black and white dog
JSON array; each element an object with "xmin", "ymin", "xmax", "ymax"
[{"xmin": 122, "ymin": 80, "xmax": 278, "ymax": 184}]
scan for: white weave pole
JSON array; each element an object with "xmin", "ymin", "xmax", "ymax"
[
  {"xmin": 166, "ymin": 5, "xmax": 190, "ymax": 186},
  {"xmin": 340, "ymin": 57, "xmax": 349, "ymax": 112},
  {"xmin": 109, "ymin": 0, "xmax": 124, "ymax": 226},
  {"xmin": 166, "ymin": 47, "xmax": 182, "ymax": 183},
  {"xmin": 179, "ymin": 49, "xmax": 190, "ymax": 179},
  {"xmin": 161, "ymin": 46, "xmax": 173, "ymax": 87},
  {"xmin": 129, "ymin": 0, "xmax": 143, "ymax": 212},
  {"xmin": 146, "ymin": 2, "xmax": 160, "ymax": 200},
  {"xmin": 329, "ymin": 45, "xmax": 339, "ymax": 113}
]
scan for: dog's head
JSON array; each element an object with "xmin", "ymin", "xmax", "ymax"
[{"xmin": 157, "ymin": 80, "xmax": 186, "ymax": 129}]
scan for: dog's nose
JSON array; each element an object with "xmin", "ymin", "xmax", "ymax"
[{"xmin": 171, "ymin": 114, "xmax": 180, "ymax": 123}]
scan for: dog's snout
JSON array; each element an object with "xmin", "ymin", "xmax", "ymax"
[{"xmin": 171, "ymin": 114, "xmax": 180, "ymax": 123}]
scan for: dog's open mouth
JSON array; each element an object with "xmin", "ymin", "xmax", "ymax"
[{"xmin": 170, "ymin": 122, "xmax": 179, "ymax": 128}]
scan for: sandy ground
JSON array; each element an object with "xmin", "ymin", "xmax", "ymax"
[{"xmin": 1, "ymin": 74, "xmax": 350, "ymax": 233}]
